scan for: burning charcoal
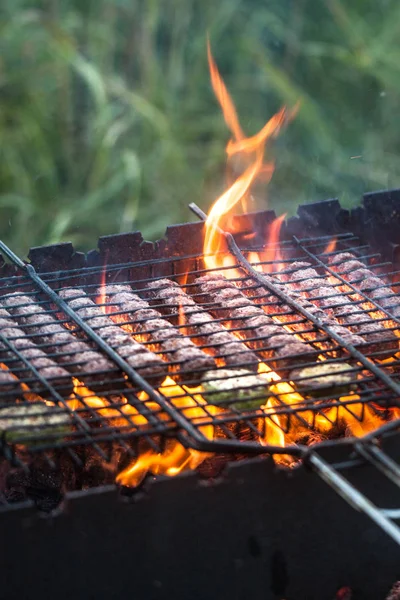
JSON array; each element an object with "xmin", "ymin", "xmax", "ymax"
[
  {"xmin": 330, "ymin": 252, "xmax": 400, "ymax": 319},
  {"xmin": 192, "ymin": 274, "xmax": 317, "ymax": 376},
  {"xmin": 97, "ymin": 284, "xmax": 215, "ymax": 385},
  {"xmin": 286, "ymin": 261, "xmax": 398, "ymax": 358},
  {"xmin": 5, "ymin": 461, "xmax": 64, "ymax": 511},
  {"xmin": 143, "ymin": 279, "xmax": 260, "ymax": 372},
  {"xmin": 4, "ymin": 467, "xmax": 32, "ymax": 503},
  {"xmin": 0, "ymin": 403, "xmax": 71, "ymax": 445},
  {"xmin": 201, "ymin": 368, "xmax": 269, "ymax": 410},
  {"xmin": 290, "ymin": 362, "xmax": 356, "ymax": 399},
  {"xmin": 2, "ymin": 293, "xmax": 120, "ymax": 394},
  {"xmin": 0, "ymin": 305, "xmax": 73, "ymax": 397},
  {"xmin": 58, "ymin": 288, "xmax": 167, "ymax": 387},
  {"xmin": 196, "ymin": 421, "xmax": 259, "ymax": 478}
]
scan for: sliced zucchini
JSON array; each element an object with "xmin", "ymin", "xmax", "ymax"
[
  {"xmin": 202, "ymin": 369, "xmax": 270, "ymax": 410},
  {"xmin": 290, "ymin": 363, "xmax": 356, "ymax": 398},
  {"xmin": 0, "ymin": 403, "xmax": 71, "ymax": 444}
]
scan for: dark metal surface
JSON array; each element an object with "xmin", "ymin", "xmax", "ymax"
[{"xmin": 1, "ymin": 454, "xmax": 399, "ymax": 600}]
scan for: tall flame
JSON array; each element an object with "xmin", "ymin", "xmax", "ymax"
[
  {"xmin": 204, "ymin": 42, "xmax": 295, "ymax": 274},
  {"xmin": 206, "ymin": 39, "xmax": 244, "ymax": 143}
]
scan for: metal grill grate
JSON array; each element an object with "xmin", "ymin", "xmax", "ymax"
[
  {"xmin": 0, "ymin": 221, "xmax": 400, "ymax": 541},
  {"xmin": 0, "ymin": 230, "xmax": 398, "ymax": 453}
]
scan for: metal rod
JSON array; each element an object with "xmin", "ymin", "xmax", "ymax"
[
  {"xmin": 308, "ymin": 453, "xmax": 400, "ymax": 545},
  {"xmin": 382, "ymin": 509, "xmax": 400, "ymax": 519},
  {"xmin": 355, "ymin": 442, "xmax": 400, "ymax": 487}
]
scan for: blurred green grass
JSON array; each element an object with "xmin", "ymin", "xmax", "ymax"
[{"xmin": 1, "ymin": 0, "xmax": 400, "ymax": 256}]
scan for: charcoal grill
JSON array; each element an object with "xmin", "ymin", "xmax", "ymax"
[{"xmin": 1, "ymin": 189, "xmax": 400, "ymax": 600}]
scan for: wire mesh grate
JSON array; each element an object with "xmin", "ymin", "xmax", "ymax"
[{"xmin": 0, "ymin": 228, "xmax": 398, "ymax": 474}]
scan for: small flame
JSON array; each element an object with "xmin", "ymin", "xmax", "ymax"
[
  {"xmin": 177, "ymin": 301, "xmax": 188, "ymax": 337},
  {"xmin": 245, "ymin": 215, "xmax": 286, "ymax": 274},
  {"xmin": 260, "ymin": 214, "xmax": 286, "ymax": 273},
  {"xmin": 0, "ymin": 362, "xmax": 44, "ymax": 404},
  {"xmin": 177, "ymin": 273, "xmax": 189, "ymax": 335},
  {"xmin": 256, "ymin": 362, "xmax": 388, "ymax": 463},
  {"xmin": 97, "ymin": 264, "xmax": 108, "ymax": 315},
  {"xmin": 69, "ymin": 378, "xmax": 152, "ymax": 427},
  {"xmin": 323, "ymin": 237, "xmax": 337, "ymax": 255}
]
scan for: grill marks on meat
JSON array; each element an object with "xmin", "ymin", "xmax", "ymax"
[
  {"xmin": 58, "ymin": 288, "xmax": 166, "ymax": 387},
  {"xmin": 0, "ymin": 305, "xmax": 73, "ymax": 397},
  {"xmin": 97, "ymin": 284, "xmax": 215, "ymax": 384},
  {"xmin": 143, "ymin": 279, "xmax": 260, "ymax": 372},
  {"xmin": 190, "ymin": 274, "xmax": 317, "ymax": 375},
  {"xmin": 329, "ymin": 252, "xmax": 400, "ymax": 320},
  {"xmin": 286, "ymin": 262, "xmax": 398, "ymax": 357},
  {"xmin": 2, "ymin": 293, "xmax": 120, "ymax": 393},
  {"xmin": 238, "ymin": 276, "xmax": 365, "ymax": 353}
]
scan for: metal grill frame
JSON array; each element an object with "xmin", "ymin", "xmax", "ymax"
[
  {"xmin": 0, "ymin": 195, "xmax": 400, "ymax": 542},
  {"xmin": 0, "ymin": 216, "xmax": 399, "ymax": 459}
]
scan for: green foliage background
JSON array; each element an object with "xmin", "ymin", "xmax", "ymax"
[{"xmin": 1, "ymin": 0, "xmax": 400, "ymax": 256}]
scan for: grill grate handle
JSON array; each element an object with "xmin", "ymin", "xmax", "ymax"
[{"xmin": 308, "ymin": 450, "xmax": 400, "ymax": 546}]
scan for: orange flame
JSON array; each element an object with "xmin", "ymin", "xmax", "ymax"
[
  {"xmin": 97, "ymin": 264, "xmax": 108, "ymax": 315},
  {"xmin": 177, "ymin": 272, "xmax": 189, "ymax": 336},
  {"xmin": 69, "ymin": 378, "xmax": 153, "ymax": 427},
  {"xmin": 116, "ymin": 377, "xmax": 217, "ymax": 487},
  {"xmin": 257, "ymin": 361, "xmax": 387, "ymax": 464},
  {"xmin": 204, "ymin": 153, "xmax": 264, "ymax": 273},
  {"xmin": 206, "ymin": 39, "xmax": 244, "ymax": 143},
  {"xmin": 226, "ymin": 105, "xmax": 297, "ymax": 158},
  {"xmin": 323, "ymin": 237, "xmax": 337, "ymax": 255},
  {"xmin": 260, "ymin": 214, "xmax": 286, "ymax": 273},
  {"xmin": 204, "ymin": 43, "xmax": 294, "ymax": 276},
  {"xmin": 177, "ymin": 302, "xmax": 187, "ymax": 336},
  {"xmin": 245, "ymin": 214, "xmax": 286, "ymax": 274}
]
